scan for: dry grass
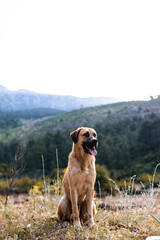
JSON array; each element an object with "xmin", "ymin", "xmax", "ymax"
[
  {"xmin": 0, "ymin": 184, "xmax": 160, "ymax": 240},
  {"xmin": 0, "ymin": 163, "xmax": 160, "ymax": 239}
]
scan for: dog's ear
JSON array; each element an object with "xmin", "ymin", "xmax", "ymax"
[{"xmin": 70, "ymin": 128, "xmax": 81, "ymax": 144}]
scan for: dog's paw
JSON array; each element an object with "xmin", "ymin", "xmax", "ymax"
[
  {"xmin": 74, "ymin": 220, "xmax": 82, "ymax": 228},
  {"xmin": 91, "ymin": 222, "xmax": 98, "ymax": 229},
  {"xmin": 85, "ymin": 220, "xmax": 97, "ymax": 228}
]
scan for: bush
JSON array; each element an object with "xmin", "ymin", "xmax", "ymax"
[
  {"xmin": 14, "ymin": 176, "xmax": 43, "ymax": 192},
  {"xmin": 136, "ymin": 173, "xmax": 153, "ymax": 187},
  {"xmin": 0, "ymin": 163, "xmax": 11, "ymax": 178},
  {"xmin": 49, "ymin": 168, "xmax": 66, "ymax": 180},
  {"xmin": 0, "ymin": 176, "xmax": 43, "ymax": 193},
  {"xmin": 95, "ymin": 164, "xmax": 112, "ymax": 195}
]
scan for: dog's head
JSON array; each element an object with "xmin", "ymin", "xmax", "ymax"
[{"xmin": 70, "ymin": 127, "xmax": 98, "ymax": 156}]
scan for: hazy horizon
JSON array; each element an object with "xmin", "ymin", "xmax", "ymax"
[{"xmin": 0, "ymin": 84, "xmax": 153, "ymax": 102}]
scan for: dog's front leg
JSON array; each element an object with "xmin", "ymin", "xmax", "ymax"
[
  {"xmin": 70, "ymin": 188, "xmax": 81, "ymax": 228},
  {"xmin": 86, "ymin": 185, "xmax": 95, "ymax": 227},
  {"xmin": 68, "ymin": 175, "xmax": 81, "ymax": 227}
]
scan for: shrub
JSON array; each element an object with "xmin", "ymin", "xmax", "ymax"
[
  {"xmin": 137, "ymin": 173, "xmax": 153, "ymax": 187},
  {"xmin": 95, "ymin": 164, "xmax": 112, "ymax": 195}
]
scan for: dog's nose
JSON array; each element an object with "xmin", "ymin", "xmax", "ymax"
[{"xmin": 91, "ymin": 138, "xmax": 98, "ymax": 147}]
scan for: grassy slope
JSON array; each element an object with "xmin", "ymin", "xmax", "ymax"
[{"xmin": 1, "ymin": 97, "xmax": 160, "ymax": 143}]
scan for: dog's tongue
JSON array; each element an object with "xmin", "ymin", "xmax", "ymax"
[{"xmin": 89, "ymin": 149, "xmax": 97, "ymax": 156}]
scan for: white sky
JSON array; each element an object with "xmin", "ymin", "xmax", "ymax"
[{"xmin": 0, "ymin": 0, "xmax": 160, "ymax": 101}]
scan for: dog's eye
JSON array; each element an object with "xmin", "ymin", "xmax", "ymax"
[
  {"xmin": 83, "ymin": 131, "xmax": 89, "ymax": 137},
  {"xmin": 93, "ymin": 133, "xmax": 97, "ymax": 137}
]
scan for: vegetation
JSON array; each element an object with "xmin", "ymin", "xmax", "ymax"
[
  {"xmin": 1, "ymin": 93, "xmax": 160, "ymax": 238},
  {"xmin": 0, "ymin": 108, "xmax": 64, "ymax": 130},
  {"xmin": 1, "ymin": 98, "xmax": 160, "ymax": 189},
  {"xmin": 0, "ymin": 108, "xmax": 160, "ymax": 239},
  {"xmin": 0, "ymin": 172, "xmax": 160, "ymax": 239},
  {"xmin": 1, "ymin": 115, "xmax": 160, "ymax": 182}
]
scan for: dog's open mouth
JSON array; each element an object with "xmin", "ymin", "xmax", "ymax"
[
  {"xmin": 82, "ymin": 143, "xmax": 97, "ymax": 156},
  {"xmin": 86, "ymin": 146, "xmax": 97, "ymax": 156}
]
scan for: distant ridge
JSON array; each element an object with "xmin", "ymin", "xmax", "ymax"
[
  {"xmin": 0, "ymin": 85, "xmax": 11, "ymax": 93},
  {"xmin": 0, "ymin": 85, "xmax": 121, "ymax": 111}
]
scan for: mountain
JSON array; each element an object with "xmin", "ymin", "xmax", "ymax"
[{"xmin": 0, "ymin": 85, "xmax": 121, "ymax": 111}]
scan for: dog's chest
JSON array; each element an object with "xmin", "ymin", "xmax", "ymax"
[
  {"xmin": 76, "ymin": 164, "xmax": 96, "ymax": 187},
  {"xmin": 75, "ymin": 166, "xmax": 95, "ymax": 201}
]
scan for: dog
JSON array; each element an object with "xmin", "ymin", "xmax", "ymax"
[{"xmin": 57, "ymin": 127, "xmax": 98, "ymax": 228}]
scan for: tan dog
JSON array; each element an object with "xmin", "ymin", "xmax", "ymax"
[{"xmin": 57, "ymin": 127, "xmax": 98, "ymax": 228}]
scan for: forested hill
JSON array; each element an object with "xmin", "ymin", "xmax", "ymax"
[
  {"xmin": 1, "ymin": 97, "xmax": 160, "ymax": 181},
  {"xmin": 0, "ymin": 108, "xmax": 64, "ymax": 130},
  {"xmin": 1, "ymin": 97, "xmax": 160, "ymax": 143}
]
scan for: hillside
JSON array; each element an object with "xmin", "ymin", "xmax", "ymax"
[
  {"xmin": 0, "ymin": 85, "xmax": 120, "ymax": 111},
  {"xmin": 1, "ymin": 97, "xmax": 160, "ymax": 143},
  {"xmin": 1, "ymin": 97, "xmax": 160, "ymax": 179},
  {"xmin": 0, "ymin": 108, "xmax": 64, "ymax": 130}
]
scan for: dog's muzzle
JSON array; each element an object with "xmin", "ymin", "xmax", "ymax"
[{"xmin": 82, "ymin": 137, "xmax": 98, "ymax": 156}]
